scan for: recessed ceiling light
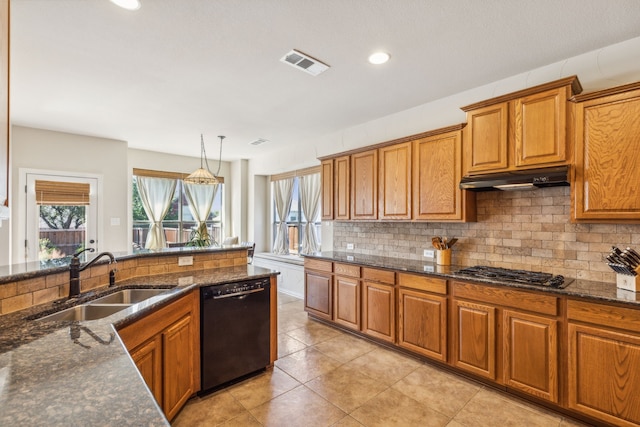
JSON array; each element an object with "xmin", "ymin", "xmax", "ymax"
[
  {"xmin": 368, "ymin": 52, "xmax": 390, "ymax": 65},
  {"xmin": 110, "ymin": 0, "xmax": 141, "ymax": 11}
]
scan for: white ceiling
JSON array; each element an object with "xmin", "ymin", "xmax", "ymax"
[{"xmin": 10, "ymin": 0, "xmax": 640, "ymax": 161}]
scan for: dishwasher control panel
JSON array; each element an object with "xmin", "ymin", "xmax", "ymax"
[{"xmin": 201, "ymin": 278, "xmax": 270, "ymax": 299}]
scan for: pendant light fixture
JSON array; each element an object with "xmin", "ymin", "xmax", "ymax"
[{"xmin": 184, "ymin": 135, "xmax": 225, "ymax": 185}]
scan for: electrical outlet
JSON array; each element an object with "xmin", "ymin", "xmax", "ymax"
[
  {"xmin": 178, "ymin": 256, "xmax": 193, "ymax": 266},
  {"xmin": 423, "ymin": 249, "xmax": 435, "ymax": 258},
  {"xmin": 346, "ymin": 243, "xmax": 354, "ymax": 250}
]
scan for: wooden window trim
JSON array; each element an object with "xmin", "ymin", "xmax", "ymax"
[{"xmin": 133, "ymin": 168, "xmax": 224, "ymax": 184}]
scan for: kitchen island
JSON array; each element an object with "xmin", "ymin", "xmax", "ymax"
[{"xmin": 0, "ymin": 248, "xmax": 279, "ymax": 426}]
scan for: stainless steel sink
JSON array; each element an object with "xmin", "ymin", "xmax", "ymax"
[
  {"xmin": 37, "ymin": 304, "xmax": 131, "ymax": 322},
  {"xmin": 88, "ymin": 288, "xmax": 170, "ymax": 305}
]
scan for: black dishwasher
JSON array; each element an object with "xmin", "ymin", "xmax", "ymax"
[{"xmin": 200, "ymin": 277, "xmax": 271, "ymax": 393}]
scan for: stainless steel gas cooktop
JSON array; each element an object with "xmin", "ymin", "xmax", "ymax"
[{"xmin": 454, "ymin": 265, "xmax": 572, "ymax": 289}]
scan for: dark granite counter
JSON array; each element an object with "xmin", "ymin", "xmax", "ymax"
[
  {"xmin": 304, "ymin": 251, "xmax": 640, "ymax": 307},
  {"xmin": 0, "ymin": 264, "xmax": 278, "ymax": 426},
  {"xmin": 0, "ymin": 245, "xmax": 248, "ymax": 285}
]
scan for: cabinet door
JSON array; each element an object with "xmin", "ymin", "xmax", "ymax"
[
  {"xmin": 163, "ymin": 314, "xmax": 195, "ymax": 421},
  {"xmin": 452, "ymin": 299, "xmax": 496, "ymax": 380},
  {"xmin": 304, "ymin": 270, "xmax": 333, "ymax": 320},
  {"xmin": 574, "ymin": 88, "xmax": 640, "ymax": 221},
  {"xmin": 334, "ymin": 275, "xmax": 360, "ymax": 330},
  {"xmin": 503, "ymin": 310, "xmax": 558, "ymax": 403},
  {"xmin": 568, "ymin": 323, "xmax": 640, "ymax": 426},
  {"xmin": 398, "ymin": 288, "xmax": 446, "ymax": 361},
  {"xmin": 378, "ymin": 142, "xmax": 411, "ymax": 220},
  {"xmin": 412, "ymin": 130, "xmax": 467, "ymax": 221},
  {"xmin": 465, "ymin": 103, "xmax": 508, "ymax": 173},
  {"xmin": 514, "ymin": 87, "xmax": 567, "ymax": 167},
  {"xmin": 321, "ymin": 159, "xmax": 334, "ymax": 220},
  {"xmin": 130, "ymin": 335, "xmax": 163, "ymax": 406},
  {"xmin": 334, "ymin": 156, "xmax": 350, "ymax": 220},
  {"xmin": 362, "ymin": 281, "xmax": 395, "ymax": 343},
  {"xmin": 351, "ymin": 149, "xmax": 377, "ymax": 219}
]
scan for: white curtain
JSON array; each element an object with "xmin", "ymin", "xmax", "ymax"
[
  {"xmin": 300, "ymin": 173, "xmax": 321, "ymax": 254},
  {"xmin": 273, "ymin": 178, "xmax": 294, "ymax": 255},
  {"xmin": 137, "ymin": 176, "xmax": 177, "ymax": 250},
  {"xmin": 184, "ymin": 182, "xmax": 218, "ymax": 245}
]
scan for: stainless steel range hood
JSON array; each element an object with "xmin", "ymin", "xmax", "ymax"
[{"xmin": 459, "ymin": 166, "xmax": 570, "ymax": 191}]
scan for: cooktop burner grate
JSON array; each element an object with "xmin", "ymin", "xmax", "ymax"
[{"xmin": 454, "ymin": 266, "xmax": 571, "ymax": 288}]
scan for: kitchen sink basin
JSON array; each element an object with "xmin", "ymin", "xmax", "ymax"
[
  {"xmin": 88, "ymin": 288, "xmax": 170, "ymax": 305},
  {"xmin": 37, "ymin": 304, "xmax": 131, "ymax": 322}
]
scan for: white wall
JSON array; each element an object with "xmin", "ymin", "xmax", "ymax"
[
  {"xmin": 249, "ymin": 36, "xmax": 640, "ymax": 176},
  {"xmin": 10, "ymin": 126, "xmax": 129, "ymax": 261},
  {"xmin": 229, "ymin": 159, "xmax": 248, "ymax": 241}
]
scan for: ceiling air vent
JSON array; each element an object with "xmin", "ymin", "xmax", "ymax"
[
  {"xmin": 280, "ymin": 49, "xmax": 330, "ymax": 76},
  {"xmin": 250, "ymin": 138, "xmax": 269, "ymax": 146}
]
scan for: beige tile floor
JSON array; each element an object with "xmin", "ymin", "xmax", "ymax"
[{"xmin": 173, "ymin": 293, "xmax": 591, "ymax": 427}]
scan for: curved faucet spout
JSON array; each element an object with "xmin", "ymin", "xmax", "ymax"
[
  {"xmin": 79, "ymin": 252, "xmax": 116, "ymax": 272},
  {"xmin": 69, "ymin": 251, "xmax": 117, "ymax": 298}
]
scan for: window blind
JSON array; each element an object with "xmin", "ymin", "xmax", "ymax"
[{"xmin": 35, "ymin": 180, "xmax": 91, "ymax": 206}]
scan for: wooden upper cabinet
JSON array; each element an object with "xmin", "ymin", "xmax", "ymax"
[
  {"xmin": 572, "ymin": 82, "xmax": 640, "ymax": 222},
  {"xmin": 465, "ymin": 103, "xmax": 509, "ymax": 173},
  {"xmin": 321, "ymin": 159, "xmax": 334, "ymax": 220},
  {"xmin": 462, "ymin": 76, "xmax": 581, "ymax": 175},
  {"xmin": 515, "ymin": 87, "xmax": 568, "ymax": 167},
  {"xmin": 378, "ymin": 142, "xmax": 411, "ymax": 220},
  {"xmin": 334, "ymin": 155, "xmax": 350, "ymax": 220},
  {"xmin": 413, "ymin": 128, "xmax": 474, "ymax": 221},
  {"xmin": 351, "ymin": 149, "xmax": 377, "ymax": 220}
]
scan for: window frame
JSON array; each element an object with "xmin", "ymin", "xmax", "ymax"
[{"xmin": 132, "ymin": 174, "xmax": 224, "ymax": 247}]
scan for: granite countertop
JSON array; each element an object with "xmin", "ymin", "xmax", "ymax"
[
  {"xmin": 0, "ymin": 264, "xmax": 278, "ymax": 426},
  {"xmin": 304, "ymin": 251, "xmax": 640, "ymax": 307},
  {"xmin": 0, "ymin": 245, "xmax": 248, "ymax": 285}
]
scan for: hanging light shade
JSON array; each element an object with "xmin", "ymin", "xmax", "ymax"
[{"xmin": 184, "ymin": 135, "xmax": 225, "ymax": 185}]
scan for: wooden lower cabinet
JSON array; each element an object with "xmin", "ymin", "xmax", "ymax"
[
  {"xmin": 304, "ymin": 258, "xmax": 333, "ymax": 320},
  {"xmin": 503, "ymin": 310, "xmax": 558, "ymax": 403},
  {"xmin": 129, "ymin": 335, "xmax": 163, "ymax": 404},
  {"xmin": 568, "ymin": 323, "xmax": 640, "ymax": 426},
  {"xmin": 398, "ymin": 288, "xmax": 446, "ymax": 361},
  {"xmin": 334, "ymin": 275, "xmax": 360, "ymax": 330},
  {"xmin": 567, "ymin": 298, "xmax": 640, "ymax": 426},
  {"xmin": 304, "ymin": 269, "xmax": 333, "ymax": 320},
  {"xmin": 362, "ymin": 281, "xmax": 395, "ymax": 342},
  {"xmin": 162, "ymin": 315, "xmax": 196, "ymax": 419},
  {"xmin": 452, "ymin": 299, "xmax": 497, "ymax": 380},
  {"xmin": 118, "ymin": 290, "xmax": 199, "ymax": 422}
]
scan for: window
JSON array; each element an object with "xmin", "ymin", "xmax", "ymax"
[
  {"xmin": 132, "ymin": 175, "xmax": 224, "ymax": 248},
  {"xmin": 272, "ymin": 172, "xmax": 321, "ymax": 255}
]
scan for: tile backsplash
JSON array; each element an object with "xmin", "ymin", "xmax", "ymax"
[{"xmin": 332, "ymin": 186, "xmax": 640, "ymax": 283}]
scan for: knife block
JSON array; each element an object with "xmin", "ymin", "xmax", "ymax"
[{"xmin": 616, "ymin": 273, "xmax": 639, "ymax": 292}]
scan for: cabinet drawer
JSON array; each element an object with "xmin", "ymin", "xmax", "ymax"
[
  {"xmin": 304, "ymin": 258, "xmax": 333, "ymax": 273},
  {"xmin": 568, "ymin": 299, "xmax": 640, "ymax": 334},
  {"xmin": 362, "ymin": 267, "xmax": 395, "ymax": 285},
  {"xmin": 398, "ymin": 273, "xmax": 446, "ymax": 294},
  {"xmin": 334, "ymin": 263, "xmax": 360, "ymax": 278},
  {"xmin": 452, "ymin": 281, "xmax": 558, "ymax": 316}
]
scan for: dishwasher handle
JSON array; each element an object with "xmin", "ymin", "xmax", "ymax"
[{"xmin": 211, "ymin": 287, "xmax": 265, "ymax": 300}]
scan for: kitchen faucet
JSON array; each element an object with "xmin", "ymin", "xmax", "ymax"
[{"xmin": 69, "ymin": 248, "xmax": 117, "ymax": 298}]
